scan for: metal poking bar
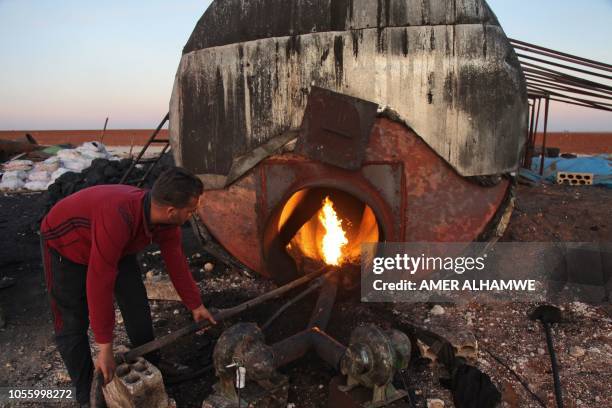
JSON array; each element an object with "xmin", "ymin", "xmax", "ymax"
[
  {"xmin": 123, "ymin": 267, "xmax": 330, "ymax": 361},
  {"xmin": 539, "ymin": 97, "xmax": 551, "ymax": 177}
]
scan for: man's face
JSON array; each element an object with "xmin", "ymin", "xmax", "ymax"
[{"xmin": 167, "ymin": 196, "xmax": 200, "ymax": 225}]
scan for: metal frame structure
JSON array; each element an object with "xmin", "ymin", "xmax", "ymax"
[{"xmin": 510, "ymin": 38, "xmax": 612, "ymax": 174}]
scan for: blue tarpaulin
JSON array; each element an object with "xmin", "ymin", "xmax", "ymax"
[{"xmin": 528, "ymin": 154, "xmax": 612, "ymax": 187}]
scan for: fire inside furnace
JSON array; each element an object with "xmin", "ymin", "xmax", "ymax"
[{"xmin": 278, "ymin": 189, "xmax": 380, "ymax": 267}]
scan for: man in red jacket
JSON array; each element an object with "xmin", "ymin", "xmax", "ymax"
[{"xmin": 40, "ymin": 167, "xmax": 216, "ymax": 406}]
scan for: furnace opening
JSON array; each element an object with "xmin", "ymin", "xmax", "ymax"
[{"xmin": 278, "ymin": 188, "xmax": 380, "ymax": 269}]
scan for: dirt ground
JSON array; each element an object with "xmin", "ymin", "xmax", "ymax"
[{"xmin": 0, "ymin": 183, "xmax": 610, "ymax": 408}]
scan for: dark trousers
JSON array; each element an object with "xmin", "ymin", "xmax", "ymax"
[{"xmin": 42, "ymin": 247, "xmax": 158, "ymax": 404}]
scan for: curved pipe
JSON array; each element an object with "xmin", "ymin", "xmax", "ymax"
[{"xmin": 272, "ymin": 274, "xmax": 345, "ymax": 370}]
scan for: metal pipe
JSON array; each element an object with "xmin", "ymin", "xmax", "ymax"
[
  {"xmin": 510, "ymin": 38, "xmax": 612, "ymax": 71},
  {"xmin": 521, "ymin": 62, "xmax": 612, "ymax": 91},
  {"xmin": 123, "ymin": 267, "xmax": 329, "ymax": 361},
  {"xmin": 262, "ymin": 277, "xmax": 326, "ymax": 330},
  {"xmin": 527, "ymin": 85, "xmax": 612, "ymax": 110},
  {"xmin": 119, "ymin": 112, "xmax": 169, "ymax": 185},
  {"xmin": 527, "ymin": 87, "xmax": 612, "ymax": 111},
  {"xmin": 524, "ymin": 97, "xmax": 537, "ymax": 168},
  {"xmin": 539, "ymin": 96, "xmax": 550, "ymax": 177},
  {"xmin": 524, "ymin": 75, "xmax": 612, "ymax": 99},
  {"xmin": 516, "ymin": 53, "xmax": 612, "ymax": 80},
  {"xmin": 511, "ymin": 43, "xmax": 612, "ymax": 73},
  {"xmin": 271, "ymin": 273, "xmax": 342, "ymax": 369},
  {"xmin": 272, "ymin": 327, "xmax": 346, "ymax": 370},
  {"xmin": 308, "ymin": 274, "xmax": 338, "ymax": 329},
  {"xmin": 543, "ymin": 323, "xmax": 564, "ymax": 408},
  {"xmin": 523, "ymin": 68, "xmax": 612, "ymax": 96}
]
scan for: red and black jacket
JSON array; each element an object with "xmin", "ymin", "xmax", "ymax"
[{"xmin": 41, "ymin": 184, "xmax": 202, "ymax": 343}]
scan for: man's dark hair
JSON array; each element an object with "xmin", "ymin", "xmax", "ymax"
[{"xmin": 151, "ymin": 167, "xmax": 203, "ymax": 208}]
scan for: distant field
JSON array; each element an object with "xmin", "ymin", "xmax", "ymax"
[
  {"xmin": 0, "ymin": 129, "xmax": 165, "ymax": 146},
  {"xmin": 1, "ymin": 130, "xmax": 611, "ymax": 154},
  {"xmin": 533, "ymin": 132, "xmax": 611, "ymax": 155}
]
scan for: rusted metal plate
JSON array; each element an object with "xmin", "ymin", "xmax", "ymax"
[
  {"xmin": 195, "ymin": 117, "xmax": 511, "ymax": 282},
  {"xmin": 367, "ymin": 117, "xmax": 510, "ymax": 242},
  {"xmin": 295, "ymin": 87, "xmax": 378, "ymax": 170}
]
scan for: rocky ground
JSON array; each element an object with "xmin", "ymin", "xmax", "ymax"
[{"xmin": 0, "ymin": 183, "xmax": 610, "ymax": 408}]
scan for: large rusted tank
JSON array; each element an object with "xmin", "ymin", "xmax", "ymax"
[{"xmin": 169, "ymin": 0, "xmax": 528, "ymax": 283}]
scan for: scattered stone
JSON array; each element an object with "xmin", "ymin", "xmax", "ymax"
[
  {"xmin": 204, "ymin": 262, "xmax": 214, "ymax": 273},
  {"xmin": 54, "ymin": 370, "xmax": 71, "ymax": 383},
  {"xmin": 430, "ymin": 305, "xmax": 445, "ymax": 315},
  {"xmin": 427, "ymin": 398, "xmax": 445, "ymax": 408},
  {"xmin": 569, "ymin": 346, "xmax": 585, "ymax": 358},
  {"xmin": 173, "ymin": 309, "xmax": 180, "ymax": 315},
  {"xmin": 537, "ymin": 348, "xmax": 546, "ymax": 355}
]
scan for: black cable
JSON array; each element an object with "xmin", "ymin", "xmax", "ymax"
[{"xmin": 543, "ymin": 323, "xmax": 564, "ymax": 408}]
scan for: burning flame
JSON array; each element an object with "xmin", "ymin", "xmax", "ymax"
[{"xmin": 318, "ymin": 196, "xmax": 348, "ymax": 266}]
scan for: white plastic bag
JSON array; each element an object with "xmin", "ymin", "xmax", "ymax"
[
  {"xmin": 43, "ymin": 156, "xmax": 61, "ymax": 165},
  {"xmin": 34, "ymin": 161, "xmax": 60, "ymax": 173},
  {"xmin": 51, "ymin": 168, "xmax": 71, "ymax": 181},
  {"xmin": 78, "ymin": 141, "xmax": 108, "ymax": 153},
  {"xmin": 2, "ymin": 170, "xmax": 28, "ymax": 181},
  {"xmin": 0, "ymin": 178, "xmax": 25, "ymax": 190},
  {"xmin": 3, "ymin": 160, "xmax": 33, "ymax": 172},
  {"xmin": 24, "ymin": 180, "xmax": 49, "ymax": 191},
  {"xmin": 78, "ymin": 149, "xmax": 108, "ymax": 160},
  {"xmin": 63, "ymin": 158, "xmax": 91, "ymax": 172},
  {"xmin": 27, "ymin": 170, "xmax": 51, "ymax": 182},
  {"xmin": 57, "ymin": 149, "xmax": 81, "ymax": 161}
]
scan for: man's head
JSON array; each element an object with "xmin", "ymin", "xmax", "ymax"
[{"xmin": 151, "ymin": 167, "xmax": 204, "ymax": 225}]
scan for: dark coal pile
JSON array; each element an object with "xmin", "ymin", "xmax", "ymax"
[{"xmin": 40, "ymin": 153, "xmax": 175, "ymax": 216}]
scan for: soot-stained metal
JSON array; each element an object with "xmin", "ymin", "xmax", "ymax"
[{"xmin": 170, "ymin": 0, "xmax": 527, "ymax": 177}]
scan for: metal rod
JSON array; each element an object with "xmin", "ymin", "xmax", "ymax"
[
  {"xmin": 510, "ymin": 38, "xmax": 612, "ymax": 71},
  {"xmin": 100, "ymin": 117, "xmax": 109, "ymax": 143},
  {"xmin": 123, "ymin": 267, "xmax": 330, "ymax": 361},
  {"xmin": 119, "ymin": 112, "xmax": 169, "ymax": 185},
  {"xmin": 516, "ymin": 53, "xmax": 612, "ymax": 80},
  {"xmin": 527, "ymin": 85, "xmax": 612, "ymax": 109},
  {"xmin": 543, "ymin": 323, "xmax": 564, "ymax": 408},
  {"xmin": 527, "ymin": 88, "xmax": 612, "ymax": 111},
  {"xmin": 539, "ymin": 96, "xmax": 550, "ymax": 177},
  {"xmin": 533, "ymin": 97, "xmax": 542, "ymax": 168},
  {"xmin": 524, "ymin": 75, "xmax": 612, "ymax": 99},
  {"xmin": 524, "ymin": 97, "xmax": 537, "ymax": 168},
  {"xmin": 523, "ymin": 68, "xmax": 612, "ymax": 95},
  {"xmin": 136, "ymin": 142, "xmax": 170, "ymax": 187},
  {"xmin": 511, "ymin": 43, "xmax": 612, "ymax": 73},
  {"xmin": 262, "ymin": 277, "xmax": 326, "ymax": 330},
  {"xmin": 521, "ymin": 62, "xmax": 612, "ymax": 91}
]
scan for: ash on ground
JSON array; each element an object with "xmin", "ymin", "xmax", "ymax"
[{"xmin": 0, "ymin": 184, "xmax": 610, "ymax": 407}]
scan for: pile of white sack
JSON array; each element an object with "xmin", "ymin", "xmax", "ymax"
[{"xmin": 0, "ymin": 141, "xmax": 119, "ymax": 191}]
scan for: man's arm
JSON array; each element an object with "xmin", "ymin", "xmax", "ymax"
[
  {"xmin": 156, "ymin": 227, "xmax": 216, "ymax": 324},
  {"xmin": 87, "ymin": 204, "xmax": 131, "ymax": 384}
]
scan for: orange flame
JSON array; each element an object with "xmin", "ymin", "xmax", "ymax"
[{"xmin": 318, "ymin": 196, "xmax": 348, "ymax": 266}]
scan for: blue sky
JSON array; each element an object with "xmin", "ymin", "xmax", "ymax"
[{"xmin": 0, "ymin": 0, "xmax": 610, "ymax": 131}]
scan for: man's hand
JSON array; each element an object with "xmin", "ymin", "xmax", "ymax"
[
  {"xmin": 95, "ymin": 343, "xmax": 116, "ymax": 385},
  {"xmin": 192, "ymin": 305, "xmax": 217, "ymax": 325}
]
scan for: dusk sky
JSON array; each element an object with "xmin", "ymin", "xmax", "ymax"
[{"xmin": 0, "ymin": 0, "xmax": 610, "ymax": 131}]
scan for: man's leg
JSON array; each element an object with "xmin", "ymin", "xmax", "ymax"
[
  {"xmin": 43, "ymin": 247, "xmax": 93, "ymax": 405},
  {"xmin": 115, "ymin": 255, "xmax": 159, "ymax": 364}
]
